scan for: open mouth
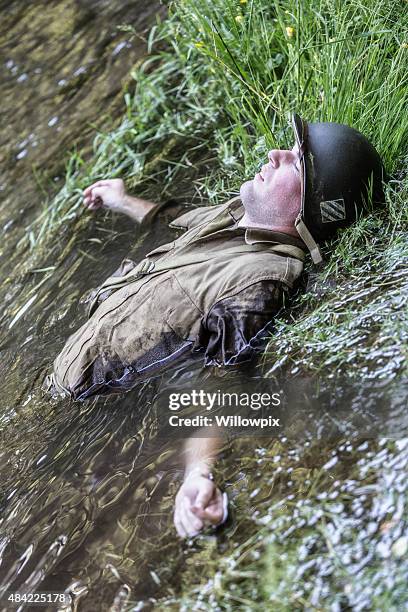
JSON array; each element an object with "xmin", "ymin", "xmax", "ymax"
[
  {"xmin": 258, "ymin": 161, "xmax": 273, "ymax": 181},
  {"xmin": 256, "ymin": 160, "xmax": 273, "ymax": 182}
]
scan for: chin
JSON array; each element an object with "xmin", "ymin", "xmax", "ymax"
[{"xmin": 239, "ymin": 179, "xmax": 255, "ymax": 205}]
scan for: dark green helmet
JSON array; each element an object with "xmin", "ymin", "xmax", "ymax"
[{"xmin": 291, "ymin": 114, "xmax": 387, "ymax": 263}]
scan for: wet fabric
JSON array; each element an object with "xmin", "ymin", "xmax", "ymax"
[{"xmin": 46, "ymin": 197, "xmax": 305, "ymax": 401}]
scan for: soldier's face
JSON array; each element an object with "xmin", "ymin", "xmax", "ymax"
[{"xmin": 239, "ymin": 144, "xmax": 302, "ymax": 235}]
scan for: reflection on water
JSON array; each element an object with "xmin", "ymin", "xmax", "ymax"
[
  {"xmin": 0, "ymin": 379, "xmax": 185, "ymax": 608},
  {"xmin": 0, "ymin": 0, "xmax": 165, "ymax": 280}
]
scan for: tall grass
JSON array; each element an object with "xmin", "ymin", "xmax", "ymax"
[
  {"xmin": 174, "ymin": 0, "xmax": 407, "ymax": 166},
  {"xmin": 22, "ymin": 0, "xmax": 407, "ymax": 253}
]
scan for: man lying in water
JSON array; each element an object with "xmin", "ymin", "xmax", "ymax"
[{"xmin": 45, "ymin": 114, "xmax": 386, "ymax": 537}]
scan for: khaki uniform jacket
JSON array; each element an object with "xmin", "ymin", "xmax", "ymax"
[{"xmin": 48, "ymin": 197, "xmax": 305, "ymax": 401}]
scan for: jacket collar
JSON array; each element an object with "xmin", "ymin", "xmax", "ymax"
[{"xmin": 244, "ymin": 227, "xmax": 306, "ymax": 249}]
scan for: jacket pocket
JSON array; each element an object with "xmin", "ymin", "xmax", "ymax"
[{"xmin": 164, "ymin": 274, "xmax": 203, "ymax": 341}]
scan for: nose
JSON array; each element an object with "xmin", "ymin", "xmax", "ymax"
[{"xmin": 268, "ymin": 149, "xmax": 293, "ymax": 167}]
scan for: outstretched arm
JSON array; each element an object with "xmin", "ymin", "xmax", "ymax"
[
  {"xmin": 83, "ymin": 178, "xmax": 158, "ymax": 223},
  {"xmin": 174, "ymin": 428, "xmax": 227, "ymax": 538},
  {"xmin": 173, "ymin": 283, "xmax": 288, "ymax": 537}
]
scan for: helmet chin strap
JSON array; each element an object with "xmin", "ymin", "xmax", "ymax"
[{"xmin": 295, "ymin": 215, "xmax": 323, "ymax": 264}]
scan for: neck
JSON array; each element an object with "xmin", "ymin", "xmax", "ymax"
[{"xmin": 238, "ymin": 215, "xmax": 300, "ymax": 238}]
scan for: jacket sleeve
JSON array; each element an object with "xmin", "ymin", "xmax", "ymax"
[{"xmin": 196, "ymin": 281, "xmax": 286, "ymax": 366}]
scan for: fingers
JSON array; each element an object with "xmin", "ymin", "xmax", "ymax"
[
  {"xmin": 174, "ymin": 509, "xmax": 187, "ymax": 538},
  {"xmin": 199, "ymin": 490, "xmax": 228, "ymax": 526},
  {"xmin": 84, "ymin": 197, "xmax": 102, "ymax": 210},
  {"xmin": 201, "ymin": 504, "xmax": 223, "ymax": 525},
  {"xmin": 174, "ymin": 480, "xmax": 228, "ymax": 539},
  {"xmin": 83, "ymin": 190, "xmax": 99, "ymax": 209},
  {"xmin": 173, "ymin": 490, "xmax": 186, "ymax": 537},
  {"xmin": 83, "ymin": 180, "xmax": 110, "ymax": 196},
  {"xmin": 83, "ymin": 181, "xmax": 112, "ymax": 210},
  {"xmin": 182, "ymin": 497, "xmax": 204, "ymax": 536},
  {"xmin": 87, "ymin": 197, "xmax": 103, "ymax": 211},
  {"xmin": 174, "ymin": 496, "xmax": 204, "ymax": 538},
  {"xmin": 91, "ymin": 187, "xmax": 106, "ymax": 201},
  {"xmin": 83, "ymin": 178, "xmax": 123, "ymax": 196},
  {"xmin": 83, "ymin": 187, "xmax": 106, "ymax": 210},
  {"xmin": 192, "ymin": 481, "xmax": 214, "ymax": 512}
]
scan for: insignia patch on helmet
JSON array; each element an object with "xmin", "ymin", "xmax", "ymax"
[{"xmin": 320, "ymin": 198, "xmax": 346, "ymax": 223}]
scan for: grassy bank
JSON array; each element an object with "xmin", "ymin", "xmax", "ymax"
[
  {"xmin": 24, "ymin": 0, "xmax": 407, "ymax": 248},
  {"xmin": 17, "ymin": 0, "xmax": 408, "ymax": 609}
]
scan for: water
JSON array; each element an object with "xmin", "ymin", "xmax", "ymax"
[{"xmin": 0, "ymin": 2, "xmax": 407, "ymax": 610}]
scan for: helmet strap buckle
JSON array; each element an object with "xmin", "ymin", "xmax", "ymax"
[{"xmin": 295, "ymin": 216, "xmax": 323, "ymax": 264}]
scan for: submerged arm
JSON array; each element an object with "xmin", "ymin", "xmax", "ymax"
[
  {"xmin": 173, "ymin": 283, "xmax": 287, "ymax": 536},
  {"xmin": 174, "ymin": 427, "xmax": 227, "ymax": 538},
  {"xmin": 184, "ymin": 428, "xmax": 223, "ymax": 479}
]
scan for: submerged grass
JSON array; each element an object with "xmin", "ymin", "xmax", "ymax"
[
  {"xmin": 153, "ymin": 438, "xmax": 408, "ymax": 611},
  {"xmin": 11, "ymin": 0, "xmax": 408, "ymax": 608}
]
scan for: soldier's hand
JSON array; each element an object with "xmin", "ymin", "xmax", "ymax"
[
  {"xmin": 174, "ymin": 472, "xmax": 227, "ymax": 538},
  {"xmin": 83, "ymin": 179, "xmax": 127, "ymax": 212}
]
